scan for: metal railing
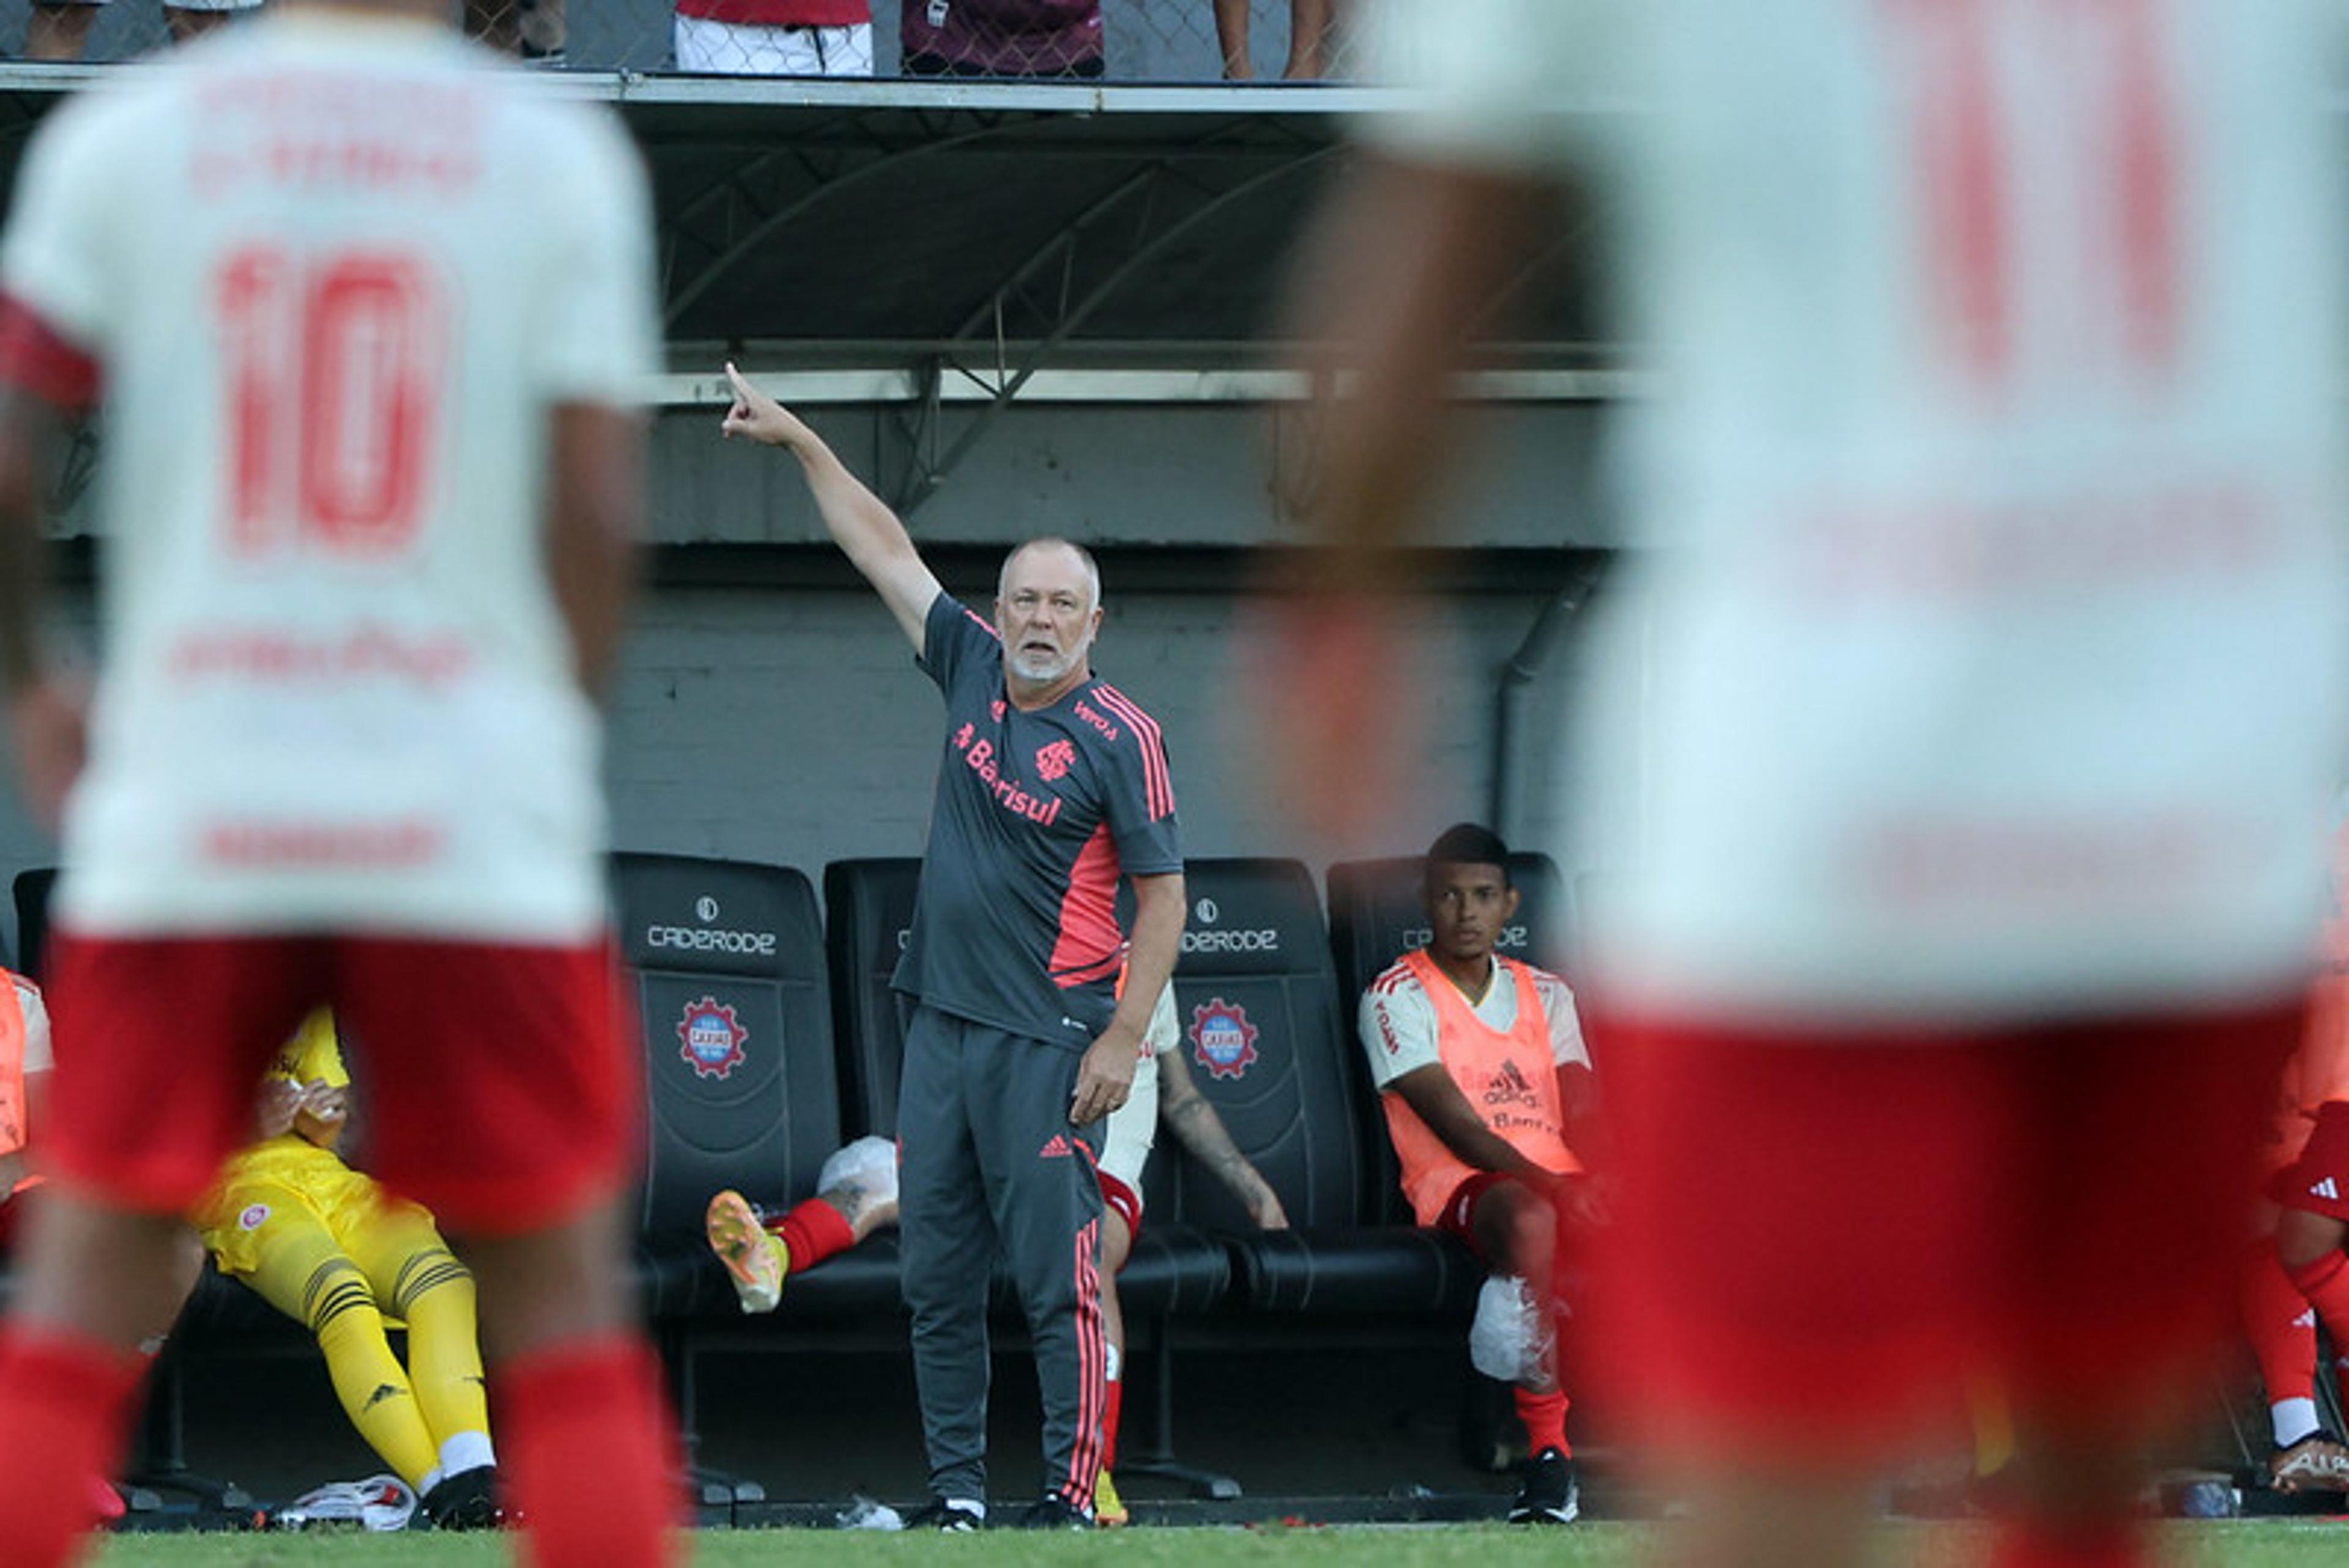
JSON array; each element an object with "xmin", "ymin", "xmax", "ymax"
[{"xmin": 4, "ymin": 0, "xmax": 1373, "ymax": 82}]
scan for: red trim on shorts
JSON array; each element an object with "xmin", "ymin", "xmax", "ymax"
[
  {"xmin": 1593, "ymin": 999, "xmax": 2301, "ymax": 1462},
  {"xmin": 0, "ymin": 294, "xmax": 100, "ymax": 412},
  {"xmin": 1434, "ymin": 1170, "xmax": 1512, "ymax": 1264},
  {"xmin": 1096, "ymin": 1167, "xmax": 1143, "ymax": 1246},
  {"xmin": 2269, "ymin": 1099, "xmax": 2349, "ymax": 1222}
]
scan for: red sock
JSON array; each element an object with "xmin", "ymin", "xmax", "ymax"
[
  {"xmin": 1102, "ymin": 1374, "xmax": 1124, "ymax": 1471},
  {"xmin": 2245, "ymin": 1243, "xmax": 2318, "ymax": 1406},
  {"xmin": 501, "ymin": 1334, "xmax": 682, "ymax": 1568},
  {"xmin": 0, "ymin": 1325, "xmax": 146, "ymax": 1568},
  {"xmin": 774, "ymin": 1197, "xmax": 857, "ymax": 1276},
  {"xmin": 1513, "ymin": 1387, "xmax": 1569, "ymax": 1457}
]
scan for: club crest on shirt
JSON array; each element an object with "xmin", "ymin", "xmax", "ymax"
[
  {"xmin": 239, "ymin": 1203, "xmax": 271, "ymax": 1231},
  {"xmin": 677, "ymin": 996, "xmax": 749, "ymax": 1080},
  {"xmin": 1189, "ymin": 998, "xmax": 1260, "ymax": 1081},
  {"xmin": 1035, "ymin": 738, "xmax": 1076, "ymax": 782}
]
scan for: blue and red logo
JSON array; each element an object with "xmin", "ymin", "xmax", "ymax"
[
  {"xmin": 677, "ymin": 996, "xmax": 748, "ymax": 1080},
  {"xmin": 1189, "ymin": 998, "xmax": 1260, "ymax": 1081}
]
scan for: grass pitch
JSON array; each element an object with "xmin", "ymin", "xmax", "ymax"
[{"xmin": 75, "ymin": 1523, "xmax": 2349, "ymax": 1568}]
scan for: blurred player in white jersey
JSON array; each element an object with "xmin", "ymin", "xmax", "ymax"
[
  {"xmin": 0, "ymin": 5, "xmax": 676, "ymax": 1564},
  {"xmin": 1273, "ymin": 3, "xmax": 2349, "ymax": 1566}
]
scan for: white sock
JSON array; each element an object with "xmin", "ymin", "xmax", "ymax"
[
  {"xmin": 1104, "ymin": 1342, "xmax": 1122, "ymax": 1384},
  {"xmin": 2274, "ymin": 1397, "xmax": 2321, "ymax": 1449},
  {"xmin": 418, "ymin": 1466, "xmax": 443, "ymax": 1497},
  {"xmin": 439, "ymin": 1431, "xmax": 496, "ymax": 1477}
]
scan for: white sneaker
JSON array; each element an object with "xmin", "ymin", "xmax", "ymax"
[{"xmin": 273, "ymin": 1475, "xmax": 417, "ymax": 1532}]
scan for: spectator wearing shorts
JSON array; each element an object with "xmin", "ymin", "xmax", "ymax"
[
  {"xmin": 1212, "ymin": 0, "xmax": 1335, "ymax": 80},
  {"xmin": 674, "ymin": 0, "xmax": 871, "ymax": 75},
  {"xmin": 194, "ymin": 1011, "xmax": 503, "ymax": 1529},
  {"xmin": 1359, "ymin": 823, "xmax": 1597, "ymax": 1526}
]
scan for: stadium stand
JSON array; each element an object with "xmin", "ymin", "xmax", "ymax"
[{"xmin": 3, "ymin": 0, "xmax": 1368, "ymax": 81}]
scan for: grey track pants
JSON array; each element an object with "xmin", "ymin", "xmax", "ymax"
[{"xmin": 897, "ymin": 1004, "xmax": 1108, "ymax": 1509}]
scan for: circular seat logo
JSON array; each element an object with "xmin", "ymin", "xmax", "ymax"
[
  {"xmin": 1189, "ymin": 997, "xmax": 1260, "ymax": 1081},
  {"xmin": 678, "ymin": 995, "xmax": 749, "ymax": 1080}
]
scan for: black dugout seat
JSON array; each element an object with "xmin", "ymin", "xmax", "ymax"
[
  {"xmin": 823, "ymin": 856, "xmax": 1230, "ymax": 1320},
  {"xmin": 1141, "ymin": 858, "xmax": 1479, "ymax": 1317},
  {"xmin": 610, "ymin": 852, "xmax": 897, "ymax": 1320},
  {"xmin": 1326, "ymin": 850, "xmax": 1576, "ymax": 1222}
]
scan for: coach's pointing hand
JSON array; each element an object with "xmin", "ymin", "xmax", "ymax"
[
  {"xmin": 1070, "ymin": 1022, "xmax": 1140, "ymax": 1128},
  {"xmin": 719, "ymin": 362, "xmax": 812, "ymax": 451}
]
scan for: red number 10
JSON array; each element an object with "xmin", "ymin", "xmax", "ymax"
[{"xmin": 216, "ymin": 247, "xmax": 442, "ymax": 557}]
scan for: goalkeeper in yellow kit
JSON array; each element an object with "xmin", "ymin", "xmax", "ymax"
[{"xmin": 191, "ymin": 1011, "xmax": 500, "ymax": 1530}]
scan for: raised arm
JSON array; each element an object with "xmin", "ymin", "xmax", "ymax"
[
  {"xmin": 720, "ymin": 362, "xmax": 943, "ymax": 652},
  {"xmin": 1156, "ymin": 1044, "xmax": 1288, "ymax": 1228},
  {"xmin": 545, "ymin": 401, "xmax": 644, "ymax": 697}
]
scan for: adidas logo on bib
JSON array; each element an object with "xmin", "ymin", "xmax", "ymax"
[{"xmin": 2314, "ymin": 1177, "xmax": 2341, "ymax": 1201}]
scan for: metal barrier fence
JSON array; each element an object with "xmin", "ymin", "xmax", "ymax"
[{"xmin": 6, "ymin": 0, "xmax": 1373, "ymax": 81}]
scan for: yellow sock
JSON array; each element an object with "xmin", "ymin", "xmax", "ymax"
[
  {"xmin": 396, "ymin": 1249, "xmax": 492, "ymax": 1454},
  {"xmin": 311, "ymin": 1265, "xmax": 439, "ymax": 1488}
]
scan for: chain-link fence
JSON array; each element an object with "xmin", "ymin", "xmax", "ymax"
[{"xmin": 4, "ymin": 0, "xmax": 1374, "ymax": 81}]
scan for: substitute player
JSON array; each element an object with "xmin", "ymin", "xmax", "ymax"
[
  {"xmin": 1271, "ymin": 4, "xmax": 2349, "ymax": 1567},
  {"xmin": 1090, "ymin": 981, "xmax": 1287, "ymax": 1525},
  {"xmin": 0, "ymin": 7, "xmax": 675, "ymax": 1565},
  {"xmin": 195, "ymin": 1011, "xmax": 501, "ymax": 1528},
  {"xmin": 703, "ymin": 1133, "xmax": 901, "ymax": 1313},
  {"xmin": 719, "ymin": 365, "xmax": 1184, "ymax": 1529},
  {"xmin": 1360, "ymin": 824, "xmax": 1595, "ymax": 1526},
  {"xmin": 0, "ymin": 964, "xmax": 53, "ymax": 1253},
  {"xmin": 2242, "ymin": 806, "xmax": 2349, "ymax": 1493}
]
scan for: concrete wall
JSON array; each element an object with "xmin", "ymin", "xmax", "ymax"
[{"xmin": 0, "ymin": 570, "xmax": 1592, "ymax": 965}]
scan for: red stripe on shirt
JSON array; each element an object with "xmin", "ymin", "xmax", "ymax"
[
  {"xmin": 0, "ymin": 294, "xmax": 100, "ymax": 412},
  {"xmin": 1092, "ymin": 685, "xmax": 1174, "ymax": 822},
  {"xmin": 674, "ymin": 0, "xmax": 866, "ymax": 23},
  {"xmin": 1049, "ymin": 824, "xmax": 1123, "ymax": 990}
]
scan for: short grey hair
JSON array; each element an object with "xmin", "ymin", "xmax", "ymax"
[{"xmin": 998, "ymin": 537, "xmax": 1102, "ymax": 614}]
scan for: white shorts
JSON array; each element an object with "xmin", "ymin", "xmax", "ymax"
[
  {"xmin": 1096, "ymin": 984, "xmax": 1178, "ymax": 1198},
  {"xmin": 673, "ymin": 15, "xmax": 874, "ymax": 75}
]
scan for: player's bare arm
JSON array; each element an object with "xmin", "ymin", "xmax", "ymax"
[
  {"xmin": 1157, "ymin": 1046, "xmax": 1289, "ymax": 1228},
  {"xmin": 1261, "ymin": 158, "xmax": 1546, "ymax": 842},
  {"xmin": 1390, "ymin": 1062, "xmax": 1567, "ymax": 1193},
  {"xmin": 546, "ymin": 401, "xmax": 645, "ymax": 696},
  {"xmin": 1072, "ymin": 870, "xmax": 1184, "ymax": 1128},
  {"xmin": 0, "ymin": 385, "xmax": 83, "ymax": 830},
  {"xmin": 719, "ymin": 362, "xmax": 941, "ymax": 652}
]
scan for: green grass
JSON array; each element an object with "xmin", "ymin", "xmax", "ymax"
[{"xmin": 72, "ymin": 1524, "xmax": 2349, "ymax": 1568}]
